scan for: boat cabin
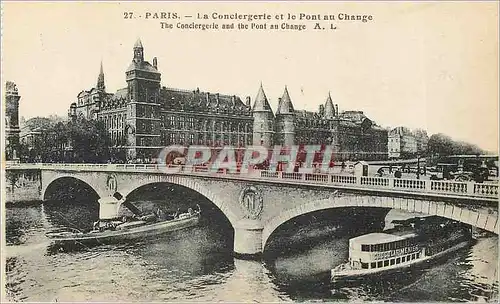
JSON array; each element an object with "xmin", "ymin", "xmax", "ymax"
[{"xmin": 348, "ymin": 232, "xmax": 422, "ymax": 270}]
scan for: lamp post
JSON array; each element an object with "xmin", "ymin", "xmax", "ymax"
[{"xmin": 416, "ymin": 154, "xmax": 420, "ymax": 180}]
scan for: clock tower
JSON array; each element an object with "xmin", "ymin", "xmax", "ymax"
[{"xmin": 124, "ymin": 39, "xmax": 162, "ymax": 161}]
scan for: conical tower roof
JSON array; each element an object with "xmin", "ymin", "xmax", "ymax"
[
  {"xmin": 324, "ymin": 92, "xmax": 335, "ymax": 119},
  {"xmin": 252, "ymin": 83, "xmax": 273, "ymax": 114},
  {"xmin": 276, "ymin": 86, "xmax": 295, "ymax": 115},
  {"xmin": 134, "ymin": 38, "xmax": 143, "ymax": 48}
]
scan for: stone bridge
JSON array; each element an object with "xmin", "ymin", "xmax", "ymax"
[{"xmin": 5, "ymin": 163, "xmax": 499, "ymax": 257}]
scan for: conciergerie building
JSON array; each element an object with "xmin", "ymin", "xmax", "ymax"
[{"xmin": 68, "ymin": 39, "xmax": 388, "ymax": 162}]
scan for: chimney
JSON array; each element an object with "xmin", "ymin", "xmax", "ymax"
[
  {"xmin": 231, "ymin": 95, "xmax": 236, "ymax": 106},
  {"xmin": 215, "ymin": 93, "xmax": 220, "ymax": 106},
  {"xmin": 335, "ymin": 104, "xmax": 339, "ymax": 116},
  {"xmin": 245, "ymin": 96, "xmax": 251, "ymax": 107},
  {"xmin": 153, "ymin": 57, "xmax": 158, "ymax": 69}
]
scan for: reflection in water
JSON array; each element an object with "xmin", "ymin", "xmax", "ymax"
[
  {"xmin": 215, "ymin": 259, "xmax": 290, "ymax": 302},
  {"xmin": 4, "ymin": 199, "xmax": 499, "ymax": 302}
]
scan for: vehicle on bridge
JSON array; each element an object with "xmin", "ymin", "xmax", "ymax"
[
  {"xmin": 427, "ymin": 163, "xmax": 459, "ymax": 180},
  {"xmin": 428, "ymin": 162, "xmax": 491, "ymax": 183},
  {"xmin": 331, "ymin": 216, "xmax": 473, "ymax": 283},
  {"xmin": 46, "ymin": 203, "xmax": 201, "ymax": 251},
  {"xmin": 429, "ymin": 155, "xmax": 499, "ymax": 181}
]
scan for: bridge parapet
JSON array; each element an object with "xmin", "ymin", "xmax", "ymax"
[
  {"xmin": 5, "ymin": 163, "xmax": 498, "ymax": 201},
  {"xmin": 5, "ymin": 163, "xmax": 498, "ymax": 256}
]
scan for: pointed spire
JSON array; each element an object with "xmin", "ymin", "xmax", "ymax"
[
  {"xmin": 134, "ymin": 38, "xmax": 143, "ymax": 49},
  {"xmin": 133, "ymin": 38, "xmax": 144, "ymax": 62},
  {"xmin": 324, "ymin": 91, "xmax": 335, "ymax": 119},
  {"xmin": 97, "ymin": 61, "xmax": 105, "ymax": 92},
  {"xmin": 276, "ymin": 85, "xmax": 295, "ymax": 115},
  {"xmin": 252, "ymin": 83, "xmax": 273, "ymax": 113}
]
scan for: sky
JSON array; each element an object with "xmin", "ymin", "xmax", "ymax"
[{"xmin": 2, "ymin": 1, "xmax": 498, "ymax": 152}]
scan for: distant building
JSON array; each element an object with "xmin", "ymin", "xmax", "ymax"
[
  {"xmin": 19, "ymin": 116, "xmax": 69, "ymax": 161},
  {"xmin": 69, "ymin": 39, "xmax": 388, "ymax": 162},
  {"xmin": 413, "ymin": 129, "xmax": 429, "ymax": 155},
  {"xmin": 388, "ymin": 127, "xmax": 418, "ymax": 159},
  {"xmin": 4, "ymin": 81, "xmax": 21, "ymax": 162}
]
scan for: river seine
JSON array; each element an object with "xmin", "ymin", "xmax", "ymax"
[{"xmin": 4, "ymin": 196, "xmax": 498, "ymax": 302}]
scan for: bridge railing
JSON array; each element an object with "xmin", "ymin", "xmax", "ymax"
[{"xmin": 5, "ymin": 163, "xmax": 498, "ymax": 199}]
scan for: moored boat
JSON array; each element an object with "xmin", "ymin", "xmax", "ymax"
[
  {"xmin": 331, "ymin": 216, "xmax": 473, "ymax": 283},
  {"xmin": 46, "ymin": 204, "xmax": 201, "ymax": 250}
]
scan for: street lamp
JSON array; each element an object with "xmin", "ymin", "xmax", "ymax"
[{"xmin": 416, "ymin": 154, "xmax": 420, "ymax": 180}]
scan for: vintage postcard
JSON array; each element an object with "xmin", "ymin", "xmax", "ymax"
[{"xmin": 1, "ymin": 1, "xmax": 498, "ymax": 302}]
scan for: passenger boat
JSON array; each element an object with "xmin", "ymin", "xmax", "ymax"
[
  {"xmin": 46, "ymin": 205, "xmax": 201, "ymax": 249},
  {"xmin": 331, "ymin": 216, "xmax": 473, "ymax": 282}
]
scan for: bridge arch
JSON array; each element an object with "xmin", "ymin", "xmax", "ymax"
[
  {"xmin": 42, "ymin": 174, "xmax": 101, "ymax": 201},
  {"xmin": 118, "ymin": 176, "xmax": 241, "ymax": 227},
  {"xmin": 262, "ymin": 194, "xmax": 498, "ymax": 248}
]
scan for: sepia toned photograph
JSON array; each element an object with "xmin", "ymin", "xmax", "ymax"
[{"xmin": 1, "ymin": 1, "xmax": 498, "ymax": 302}]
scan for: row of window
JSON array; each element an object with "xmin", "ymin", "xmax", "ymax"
[
  {"xmin": 138, "ymin": 137, "xmax": 155, "ymax": 147},
  {"xmin": 137, "ymin": 105, "xmax": 156, "ymax": 118},
  {"xmin": 163, "ymin": 116, "xmax": 252, "ymax": 132},
  {"xmin": 164, "ymin": 133, "xmax": 251, "ymax": 146},
  {"xmin": 109, "ymin": 131, "xmax": 253, "ymax": 146},
  {"xmin": 294, "ymin": 118, "xmax": 339, "ymax": 128},
  {"xmin": 360, "ymin": 252, "xmax": 420, "ymax": 269},
  {"xmin": 77, "ymin": 94, "xmax": 98, "ymax": 106},
  {"xmin": 361, "ymin": 239, "xmax": 415, "ymax": 252},
  {"xmin": 101, "ymin": 114, "xmax": 126, "ymax": 130}
]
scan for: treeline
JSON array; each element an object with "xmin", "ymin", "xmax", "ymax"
[
  {"xmin": 427, "ymin": 133, "xmax": 486, "ymax": 156},
  {"xmin": 20, "ymin": 117, "xmax": 112, "ymax": 163}
]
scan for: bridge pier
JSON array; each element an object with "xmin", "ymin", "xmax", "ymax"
[
  {"xmin": 233, "ymin": 219, "xmax": 264, "ymax": 259},
  {"xmin": 98, "ymin": 196, "xmax": 122, "ymax": 220}
]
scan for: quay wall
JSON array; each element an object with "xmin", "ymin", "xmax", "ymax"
[{"xmin": 4, "ymin": 169, "xmax": 42, "ymax": 203}]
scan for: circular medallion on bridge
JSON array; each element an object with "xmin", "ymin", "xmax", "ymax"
[
  {"xmin": 239, "ymin": 186, "xmax": 263, "ymax": 219},
  {"xmin": 106, "ymin": 174, "xmax": 118, "ymax": 195}
]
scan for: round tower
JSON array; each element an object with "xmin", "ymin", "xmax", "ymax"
[
  {"xmin": 275, "ymin": 86, "xmax": 295, "ymax": 146},
  {"xmin": 252, "ymin": 83, "xmax": 274, "ymax": 147}
]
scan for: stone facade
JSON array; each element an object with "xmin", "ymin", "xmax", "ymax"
[
  {"xmin": 69, "ymin": 39, "xmax": 388, "ymax": 162},
  {"xmin": 388, "ymin": 127, "xmax": 429, "ymax": 159}
]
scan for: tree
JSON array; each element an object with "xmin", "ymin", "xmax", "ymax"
[
  {"xmin": 68, "ymin": 117, "xmax": 111, "ymax": 163},
  {"xmin": 427, "ymin": 133, "xmax": 485, "ymax": 157},
  {"xmin": 21, "ymin": 117, "xmax": 112, "ymax": 163}
]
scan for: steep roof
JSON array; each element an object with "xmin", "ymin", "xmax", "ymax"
[
  {"xmin": 113, "ymin": 88, "xmax": 128, "ymax": 99},
  {"xmin": 324, "ymin": 92, "xmax": 335, "ymax": 119},
  {"xmin": 339, "ymin": 111, "xmax": 367, "ymax": 123},
  {"xmin": 252, "ymin": 84, "xmax": 273, "ymax": 114},
  {"xmin": 296, "ymin": 110, "xmax": 319, "ymax": 119},
  {"xmin": 160, "ymin": 87, "xmax": 251, "ymax": 115},
  {"xmin": 134, "ymin": 38, "xmax": 143, "ymax": 48},
  {"xmin": 389, "ymin": 126, "xmax": 413, "ymax": 136},
  {"xmin": 276, "ymin": 86, "xmax": 295, "ymax": 115},
  {"xmin": 126, "ymin": 60, "xmax": 159, "ymax": 73}
]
